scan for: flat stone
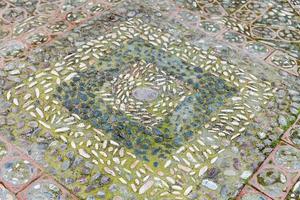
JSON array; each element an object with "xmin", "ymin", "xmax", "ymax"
[
  {"xmin": 127, "ymin": 11, "xmax": 136, "ymax": 17},
  {"xmin": 292, "ymin": 96, "xmax": 300, "ymax": 102},
  {"xmin": 132, "ymin": 87, "xmax": 158, "ymax": 102},
  {"xmin": 240, "ymin": 170, "xmax": 252, "ymax": 180},
  {"xmin": 290, "ymin": 107, "xmax": 299, "ymax": 115},
  {"xmin": 201, "ymin": 179, "xmax": 218, "ymax": 190},
  {"xmin": 277, "ymin": 89, "xmax": 286, "ymax": 98},
  {"xmin": 28, "ymin": 121, "xmax": 38, "ymax": 128},
  {"xmin": 97, "ymin": 191, "xmax": 105, "ymax": 198},
  {"xmin": 79, "ymin": 149, "xmax": 90, "ymax": 158},
  {"xmin": 278, "ymin": 115, "xmax": 287, "ymax": 126},
  {"xmin": 258, "ymin": 132, "xmax": 266, "ymax": 139},
  {"xmin": 61, "ymin": 160, "xmax": 71, "ymax": 171},
  {"xmin": 139, "ymin": 180, "xmax": 154, "ymax": 194},
  {"xmin": 291, "ymin": 102, "xmax": 300, "ymax": 109}
]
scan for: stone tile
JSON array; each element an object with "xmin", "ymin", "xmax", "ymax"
[
  {"xmin": 236, "ymin": 185, "xmax": 272, "ymax": 200},
  {"xmin": 17, "ymin": 175, "xmax": 78, "ymax": 200},
  {"xmin": 266, "ymin": 50, "xmax": 300, "ymax": 77},
  {"xmin": 286, "ymin": 179, "xmax": 300, "ymax": 200},
  {"xmin": 249, "ymin": 165, "xmax": 292, "ymax": 199},
  {"xmin": 0, "ymin": 137, "xmax": 42, "ymax": 194},
  {"xmin": 0, "ymin": 184, "xmax": 17, "ymax": 200},
  {"xmin": 249, "ymin": 143, "xmax": 300, "ymax": 199},
  {"xmin": 273, "ymin": 143, "xmax": 300, "ymax": 173},
  {"xmin": 282, "ymin": 125, "xmax": 300, "ymax": 150},
  {"xmin": 0, "ymin": 156, "xmax": 42, "ymax": 193},
  {"xmin": 0, "ymin": 137, "xmax": 25, "ymax": 159}
]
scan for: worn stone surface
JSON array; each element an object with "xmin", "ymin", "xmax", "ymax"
[{"xmin": 0, "ymin": 0, "xmax": 299, "ymax": 199}]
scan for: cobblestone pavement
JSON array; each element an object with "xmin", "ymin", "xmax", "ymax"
[{"xmin": 0, "ymin": 0, "xmax": 299, "ymax": 200}]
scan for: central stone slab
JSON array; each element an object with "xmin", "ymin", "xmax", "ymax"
[{"xmin": 132, "ymin": 87, "xmax": 158, "ymax": 102}]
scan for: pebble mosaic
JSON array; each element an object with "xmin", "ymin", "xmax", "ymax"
[{"xmin": 0, "ymin": 0, "xmax": 299, "ymax": 199}]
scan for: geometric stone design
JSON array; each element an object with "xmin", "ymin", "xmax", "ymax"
[
  {"xmin": 1, "ymin": 160, "xmax": 36, "ymax": 185},
  {"xmin": 4, "ymin": 18, "xmax": 275, "ymax": 199},
  {"xmin": 99, "ymin": 60, "xmax": 192, "ymax": 127},
  {"xmin": 1, "ymin": 0, "xmax": 300, "ymax": 199},
  {"xmin": 266, "ymin": 50, "xmax": 300, "ymax": 76},
  {"xmin": 52, "ymin": 35, "xmax": 241, "ymax": 164},
  {"xmin": 212, "ymin": 0, "xmax": 300, "ymax": 76}
]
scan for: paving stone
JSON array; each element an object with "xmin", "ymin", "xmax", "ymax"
[
  {"xmin": 249, "ymin": 143, "xmax": 300, "ymax": 199},
  {"xmin": 0, "ymin": 0, "xmax": 299, "ymax": 199},
  {"xmin": 17, "ymin": 175, "xmax": 77, "ymax": 200},
  {"xmin": 286, "ymin": 179, "xmax": 300, "ymax": 200},
  {"xmin": 283, "ymin": 125, "xmax": 300, "ymax": 149},
  {"xmin": 0, "ymin": 156, "xmax": 41, "ymax": 193},
  {"xmin": 236, "ymin": 185, "xmax": 272, "ymax": 200},
  {"xmin": 0, "ymin": 184, "xmax": 16, "ymax": 200}
]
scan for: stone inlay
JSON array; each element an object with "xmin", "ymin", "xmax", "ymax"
[
  {"xmin": 98, "ymin": 61, "xmax": 192, "ymax": 127},
  {"xmin": 3, "ymin": 17, "xmax": 275, "ymax": 199},
  {"xmin": 241, "ymin": 193, "xmax": 268, "ymax": 200},
  {"xmin": 256, "ymin": 168, "xmax": 288, "ymax": 198},
  {"xmin": 49, "ymin": 35, "xmax": 243, "ymax": 163},
  {"xmin": 0, "ymin": 159, "xmax": 36, "ymax": 185},
  {"xmin": 132, "ymin": 87, "xmax": 158, "ymax": 102},
  {"xmin": 0, "ymin": 0, "xmax": 299, "ymax": 199},
  {"xmin": 26, "ymin": 182, "xmax": 63, "ymax": 199},
  {"xmin": 275, "ymin": 145, "xmax": 300, "ymax": 170},
  {"xmin": 0, "ymin": 184, "xmax": 16, "ymax": 200}
]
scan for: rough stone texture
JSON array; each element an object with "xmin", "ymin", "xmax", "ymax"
[{"xmin": 0, "ymin": 0, "xmax": 299, "ymax": 199}]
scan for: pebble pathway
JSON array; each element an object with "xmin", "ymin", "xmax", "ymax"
[{"xmin": 0, "ymin": 0, "xmax": 299, "ymax": 200}]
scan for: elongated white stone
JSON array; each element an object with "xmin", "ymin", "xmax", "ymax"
[
  {"xmin": 199, "ymin": 166, "xmax": 208, "ymax": 177},
  {"xmin": 79, "ymin": 149, "xmax": 90, "ymax": 158},
  {"xmin": 139, "ymin": 180, "xmax": 154, "ymax": 194}
]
